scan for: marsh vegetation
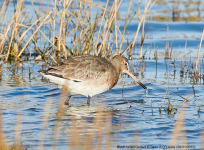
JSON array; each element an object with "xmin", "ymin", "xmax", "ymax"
[{"xmin": 0, "ymin": 0, "xmax": 204, "ymax": 149}]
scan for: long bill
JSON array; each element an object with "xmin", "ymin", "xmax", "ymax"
[{"xmin": 126, "ymin": 71, "xmax": 147, "ymax": 89}]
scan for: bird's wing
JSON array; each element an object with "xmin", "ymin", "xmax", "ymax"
[{"xmin": 47, "ymin": 56, "xmax": 112, "ymax": 81}]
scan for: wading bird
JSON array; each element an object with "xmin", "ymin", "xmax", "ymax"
[{"xmin": 39, "ymin": 55, "xmax": 147, "ymax": 105}]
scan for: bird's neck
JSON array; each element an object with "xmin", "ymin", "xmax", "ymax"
[
  {"xmin": 108, "ymin": 66, "xmax": 120, "ymax": 90},
  {"xmin": 110, "ymin": 60, "xmax": 121, "ymax": 75}
]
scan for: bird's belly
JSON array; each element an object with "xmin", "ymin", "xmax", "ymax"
[
  {"xmin": 41, "ymin": 73, "xmax": 114, "ymax": 97},
  {"xmin": 67, "ymin": 80, "xmax": 110, "ymax": 97}
]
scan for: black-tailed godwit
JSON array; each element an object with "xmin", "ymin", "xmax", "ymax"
[{"xmin": 39, "ymin": 55, "xmax": 147, "ymax": 105}]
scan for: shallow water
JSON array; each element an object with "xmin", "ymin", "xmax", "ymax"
[
  {"xmin": 1, "ymin": 58, "xmax": 204, "ymax": 149},
  {"xmin": 1, "ymin": 0, "xmax": 204, "ymax": 150}
]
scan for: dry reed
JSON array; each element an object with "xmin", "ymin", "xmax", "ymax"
[
  {"xmin": 0, "ymin": 0, "xmax": 167, "ymax": 149},
  {"xmin": 169, "ymin": 104, "xmax": 187, "ymax": 148},
  {"xmin": 129, "ymin": 0, "xmax": 156, "ymax": 59},
  {"xmin": 0, "ymin": 0, "xmax": 157, "ymax": 62}
]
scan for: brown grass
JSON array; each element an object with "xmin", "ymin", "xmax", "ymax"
[
  {"xmin": 129, "ymin": 0, "xmax": 156, "ymax": 59},
  {"xmin": 0, "ymin": 0, "xmax": 157, "ymax": 62},
  {"xmin": 169, "ymin": 105, "xmax": 187, "ymax": 148},
  {"xmin": 68, "ymin": 107, "xmax": 112, "ymax": 150},
  {"xmin": 0, "ymin": 110, "xmax": 25, "ymax": 150},
  {"xmin": 0, "ymin": 100, "xmax": 201, "ymax": 149}
]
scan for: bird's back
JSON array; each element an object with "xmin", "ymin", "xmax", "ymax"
[{"xmin": 39, "ymin": 55, "xmax": 119, "ymax": 97}]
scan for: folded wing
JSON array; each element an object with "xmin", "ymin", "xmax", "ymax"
[{"xmin": 43, "ymin": 56, "xmax": 111, "ymax": 82}]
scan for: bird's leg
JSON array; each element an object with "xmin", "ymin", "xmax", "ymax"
[
  {"xmin": 87, "ymin": 96, "xmax": 91, "ymax": 105},
  {"xmin": 64, "ymin": 95, "xmax": 72, "ymax": 105}
]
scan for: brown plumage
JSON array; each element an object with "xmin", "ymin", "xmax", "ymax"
[{"xmin": 39, "ymin": 55, "xmax": 147, "ymax": 105}]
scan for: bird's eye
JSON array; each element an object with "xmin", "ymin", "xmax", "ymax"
[{"xmin": 124, "ymin": 62, "xmax": 128, "ymax": 66}]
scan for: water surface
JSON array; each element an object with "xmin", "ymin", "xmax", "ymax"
[{"xmin": 0, "ymin": 0, "xmax": 204, "ymax": 150}]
